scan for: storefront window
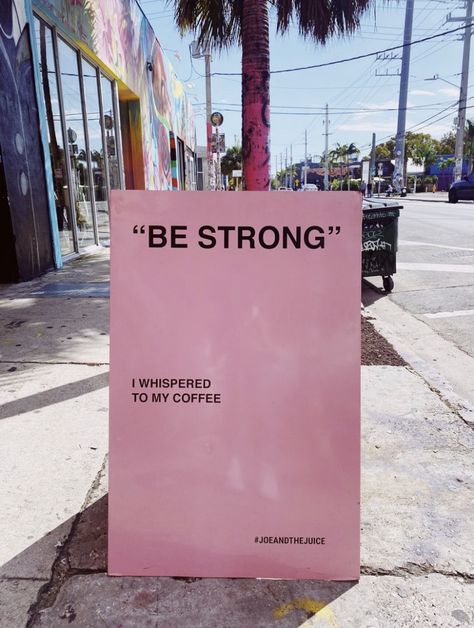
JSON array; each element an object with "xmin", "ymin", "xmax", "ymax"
[
  {"xmin": 82, "ymin": 59, "xmax": 109, "ymax": 245},
  {"xmin": 33, "ymin": 15, "xmax": 124, "ymax": 257},
  {"xmin": 57, "ymin": 38, "xmax": 96, "ymax": 250},
  {"xmin": 34, "ymin": 18, "xmax": 74, "ymax": 257},
  {"xmin": 101, "ymin": 75, "xmax": 121, "ymax": 193}
]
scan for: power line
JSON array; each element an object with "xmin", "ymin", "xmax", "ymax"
[{"xmin": 211, "ymin": 22, "xmax": 472, "ymax": 76}]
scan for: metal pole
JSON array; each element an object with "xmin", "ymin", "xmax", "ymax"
[
  {"xmin": 454, "ymin": 0, "xmax": 473, "ymax": 181},
  {"xmin": 393, "ymin": 0, "xmax": 415, "ymax": 191},
  {"xmin": 216, "ymin": 126, "xmax": 221, "ymax": 190},
  {"xmin": 205, "ymin": 51, "xmax": 213, "ymax": 190},
  {"xmin": 289, "ymin": 144, "xmax": 293, "ymax": 189},
  {"xmin": 324, "ymin": 105, "xmax": 329, "ymax": 191},
  {"xmin": 369, "ymin": 132, "xmax": 376, "ymax": 195},
  {"xmin": 304, "ymin": 130, "xmax": 308, "ymax": 186},
  {"xmin": 285, "ymin": 147, "xmax": 288, "ymax": 188}
]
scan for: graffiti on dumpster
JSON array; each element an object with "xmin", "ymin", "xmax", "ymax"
[{"xmin": 362, "ymin": 239, "xmax": 392, "ymax": 252}]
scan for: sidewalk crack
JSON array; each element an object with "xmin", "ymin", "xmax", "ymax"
[
  {"xmin": 361, "ymin": 563, "xmax": 474, "ymax": 581},
  {"xmin": 26, "ymin": 455, "xmax": 108, "ymax": 626}
]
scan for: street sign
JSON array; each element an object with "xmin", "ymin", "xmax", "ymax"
[
  {"xmin": 210, "ymin": 111, "xmax": 224, "ymax": 127},
  {"xmin": 109, "ymin": 191, "xmax": 361, "ymax": 579}
]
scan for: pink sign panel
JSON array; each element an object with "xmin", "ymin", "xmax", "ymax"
[{"xmin": 109, "ymin": 191, "xmax": 361, "ymax": 579}]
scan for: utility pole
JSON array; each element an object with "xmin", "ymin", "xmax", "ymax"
[
  {"xmin": 215, "ymin": 126, "xmax": 222, "ymax": 190},
  {"xmin": 204, "ymin": 50, "xmax": 214, "ymax": 191},
  {"xmin": 275, "ymin": 155, "xmax": 278, "ymax": 185},
  {"xmin": 290, "ymin": 144, "xmax": 293, "ymax": 189},
  {"xmin": 304, "ymin": 130, "xmax": 308, "ymax": 186},
  {"xmin": 285, "ymin": 147, "xmax": 288, "ymax": 188},
  {"xmin": 448, "ymin": 1, "xmax": 473, "ymax": 180},
  {"xmin": 369, "ymin": 133, "xmax": 376, "ymax": 195},
  {"xmin": 393, "ymin": 0, "xmax": 415, "ymax": 191},
  {"xmin": 323, "ymin": 105, "xmax": 330, "ymax": 190}
]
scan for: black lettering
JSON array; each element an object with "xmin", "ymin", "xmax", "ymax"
[
  {"xmin": 198, "ymin": 225, "xmax": 216, "ymax": 248},
  {"xmin": 148, "ymin": 225, "xmax": 167, "ymax": 247},
  {"xmin": 282, "ymin": 225, "xmax": 301, "ymax": 248},
  {"xmin": 304, "ymin": 226, "xmax": 325, "ymax": 249},
  {"xmin": 217, "ymin": 225, "xmax": 236, "ymax": 248},
  {"xmin": 171, "ymin": 225, "xmax": 188, "ymax": 248},
  {"xmin": 238, "ymin": 226, "xmax": 256, "ymax": 248},
  {"xmin": 258, "ymin": 226, "xmax": 279, "ymax": 249}
]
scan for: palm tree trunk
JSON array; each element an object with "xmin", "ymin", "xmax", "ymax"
[{"xmin": 241, "ymin": 0, "xmax": 270, "ymax": 191}]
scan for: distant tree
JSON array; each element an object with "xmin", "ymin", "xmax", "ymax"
[
  {"xmin": 438, "ymin": 129, "xmax": 456, "ymax": 154},
  {"xmin": 329, "ymin": 143, "xmax": 347, "ymax": 188},
  {"xmin": 410, "ymin": 137, "xmax": 438, "ymax": 170},
  {"xmin": 375, "ymin": 139, "xmax": 395, "ymax": 160},
  {"xmin": 220, "ymin": 145, "xmax": 242, "ymax": 177},
  {"xmin": 344, "ymin": 142, "xmax": 360, "ymax": 189}
]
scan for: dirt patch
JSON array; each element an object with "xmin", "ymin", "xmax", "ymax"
[{"xmin": 362, "ymin": 315, "xmax": 406, "ymax": 366}]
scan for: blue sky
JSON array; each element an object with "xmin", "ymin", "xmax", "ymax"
[{"xmin": 139, "ymin": 0, "xmax": 472, "ymax": 173}]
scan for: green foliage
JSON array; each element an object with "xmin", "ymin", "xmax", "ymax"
[
  {"xmin": 172, "ymin": 0, "xmax": 382, "ymax": 50},
  {"xmin": 439, "ymin": 157, "xmax": 455, "ymax": 170},
  {"xmin": 220, "ymin": 145, "xmax": 242, "ymax": 177},
  {"xmin": 438, "ymin": 130, "xmax": 456, "ymax": 154},
  {"xmin": 331, "ymin": 179, "xmax": 341, "ymax": 191},
  {"xmin": 375, "ymin": 140, "xmax": 395, "ymax": 160}
]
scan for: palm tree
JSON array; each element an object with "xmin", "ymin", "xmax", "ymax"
[
  {"xmin": 344, "ymin": 142, "xmax": 360, "ymax": 190},
  {"xmin": 329, "ymin": 143, "xmax": 346, "ymax": 189},
  {"xmin": 171, "ymin": 1, "xmax": 377, "ymax": 190}
]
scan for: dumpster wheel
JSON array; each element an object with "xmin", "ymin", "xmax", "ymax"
[{"xmin": 383, "ymin": 276, "xmax": 394, "ymax": 293}]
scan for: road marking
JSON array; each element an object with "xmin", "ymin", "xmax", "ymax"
[
  {"xmin": 397, "ymin": 262, "xmax": 474, "ymax": 273},
  {"xmin": 399, "ymin": 240, "xmax": 474, "ymax": 252},
  {"xmin": 424, "ymin": 309, "xmax": 474, "ymax": 319}
]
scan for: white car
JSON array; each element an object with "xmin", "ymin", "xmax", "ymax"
[
  {"xmin": 301, "ymin": 184, "xmax": 318, "ymax": 191},
  {"xmin": 278, "ymin": 186, "xmax": 293, "ymax": 191}
]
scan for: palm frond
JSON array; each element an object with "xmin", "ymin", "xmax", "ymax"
[
  {"xmin": 168, "ymin": 0, "xmax": 243, "ymax": 50},
  {"xmin": 272, "ymin": 0, "xmax": 375, "ymax": 43}
]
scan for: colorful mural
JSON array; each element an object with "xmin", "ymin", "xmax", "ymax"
[
  {"xmin": 33, "ymin": 0, "xmax": 195, "ymax": 190},
  {"xmin": 0, "ymin": 0, "xmax": 55, "ymax": 280}
]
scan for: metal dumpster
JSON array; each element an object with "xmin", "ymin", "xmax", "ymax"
[{"xmin": 362, "ymin": 199, "xmax": 402, "ymax": 292}]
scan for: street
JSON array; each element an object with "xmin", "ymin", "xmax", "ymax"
[{"xmin": 363, "ymin": 196, "xmax": 474, "ymax": 407}]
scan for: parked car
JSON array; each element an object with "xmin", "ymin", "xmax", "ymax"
[
  {"xmin": 278, "ymin": 186, "xmax": 293, "ymax": 191},
  {"xmin": 301, "ymin": 183, "xmax": 318, "ymax": 191},
  {"xmin": 449, "ymin": 172, "xmax": 474, "ymax": 203}
]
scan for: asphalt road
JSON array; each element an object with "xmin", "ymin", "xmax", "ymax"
[{"xmin": 364, "ymin": 197, "xmax": 474, "ymax": 358}]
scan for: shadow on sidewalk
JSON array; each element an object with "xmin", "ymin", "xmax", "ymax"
[
  {"xmin": 0, "ymin": 372, "xmax": 109, "ymax": 421},
  {"xmin": 361, "ymin": 279, "xmax": 390, "ymax": 307},
  {"xmin": 1, "ymin": 495, "xmax": 357, "ymax": 626}
]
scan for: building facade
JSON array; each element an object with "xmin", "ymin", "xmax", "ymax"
[{"xmin": 0, "ymin": 0, "xmax": 196, "ymax": 282}]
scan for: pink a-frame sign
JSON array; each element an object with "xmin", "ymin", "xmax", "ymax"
[{"xmin": 109, "ymin": 191, "xmax": 361, "ymax": 579}]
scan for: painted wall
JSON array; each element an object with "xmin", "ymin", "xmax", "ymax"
[
  {"xmin": 0, "ymin": 0, "xmax": 54, "ymax": 281},
  {"xmin": 33, "ymin": 0, "xmax": 196, "ymax": 190}
]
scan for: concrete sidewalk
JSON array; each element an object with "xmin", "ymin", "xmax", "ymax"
[{"xmin": 1, "ymin": 251, "xmax": 473, "ymax": 627}]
